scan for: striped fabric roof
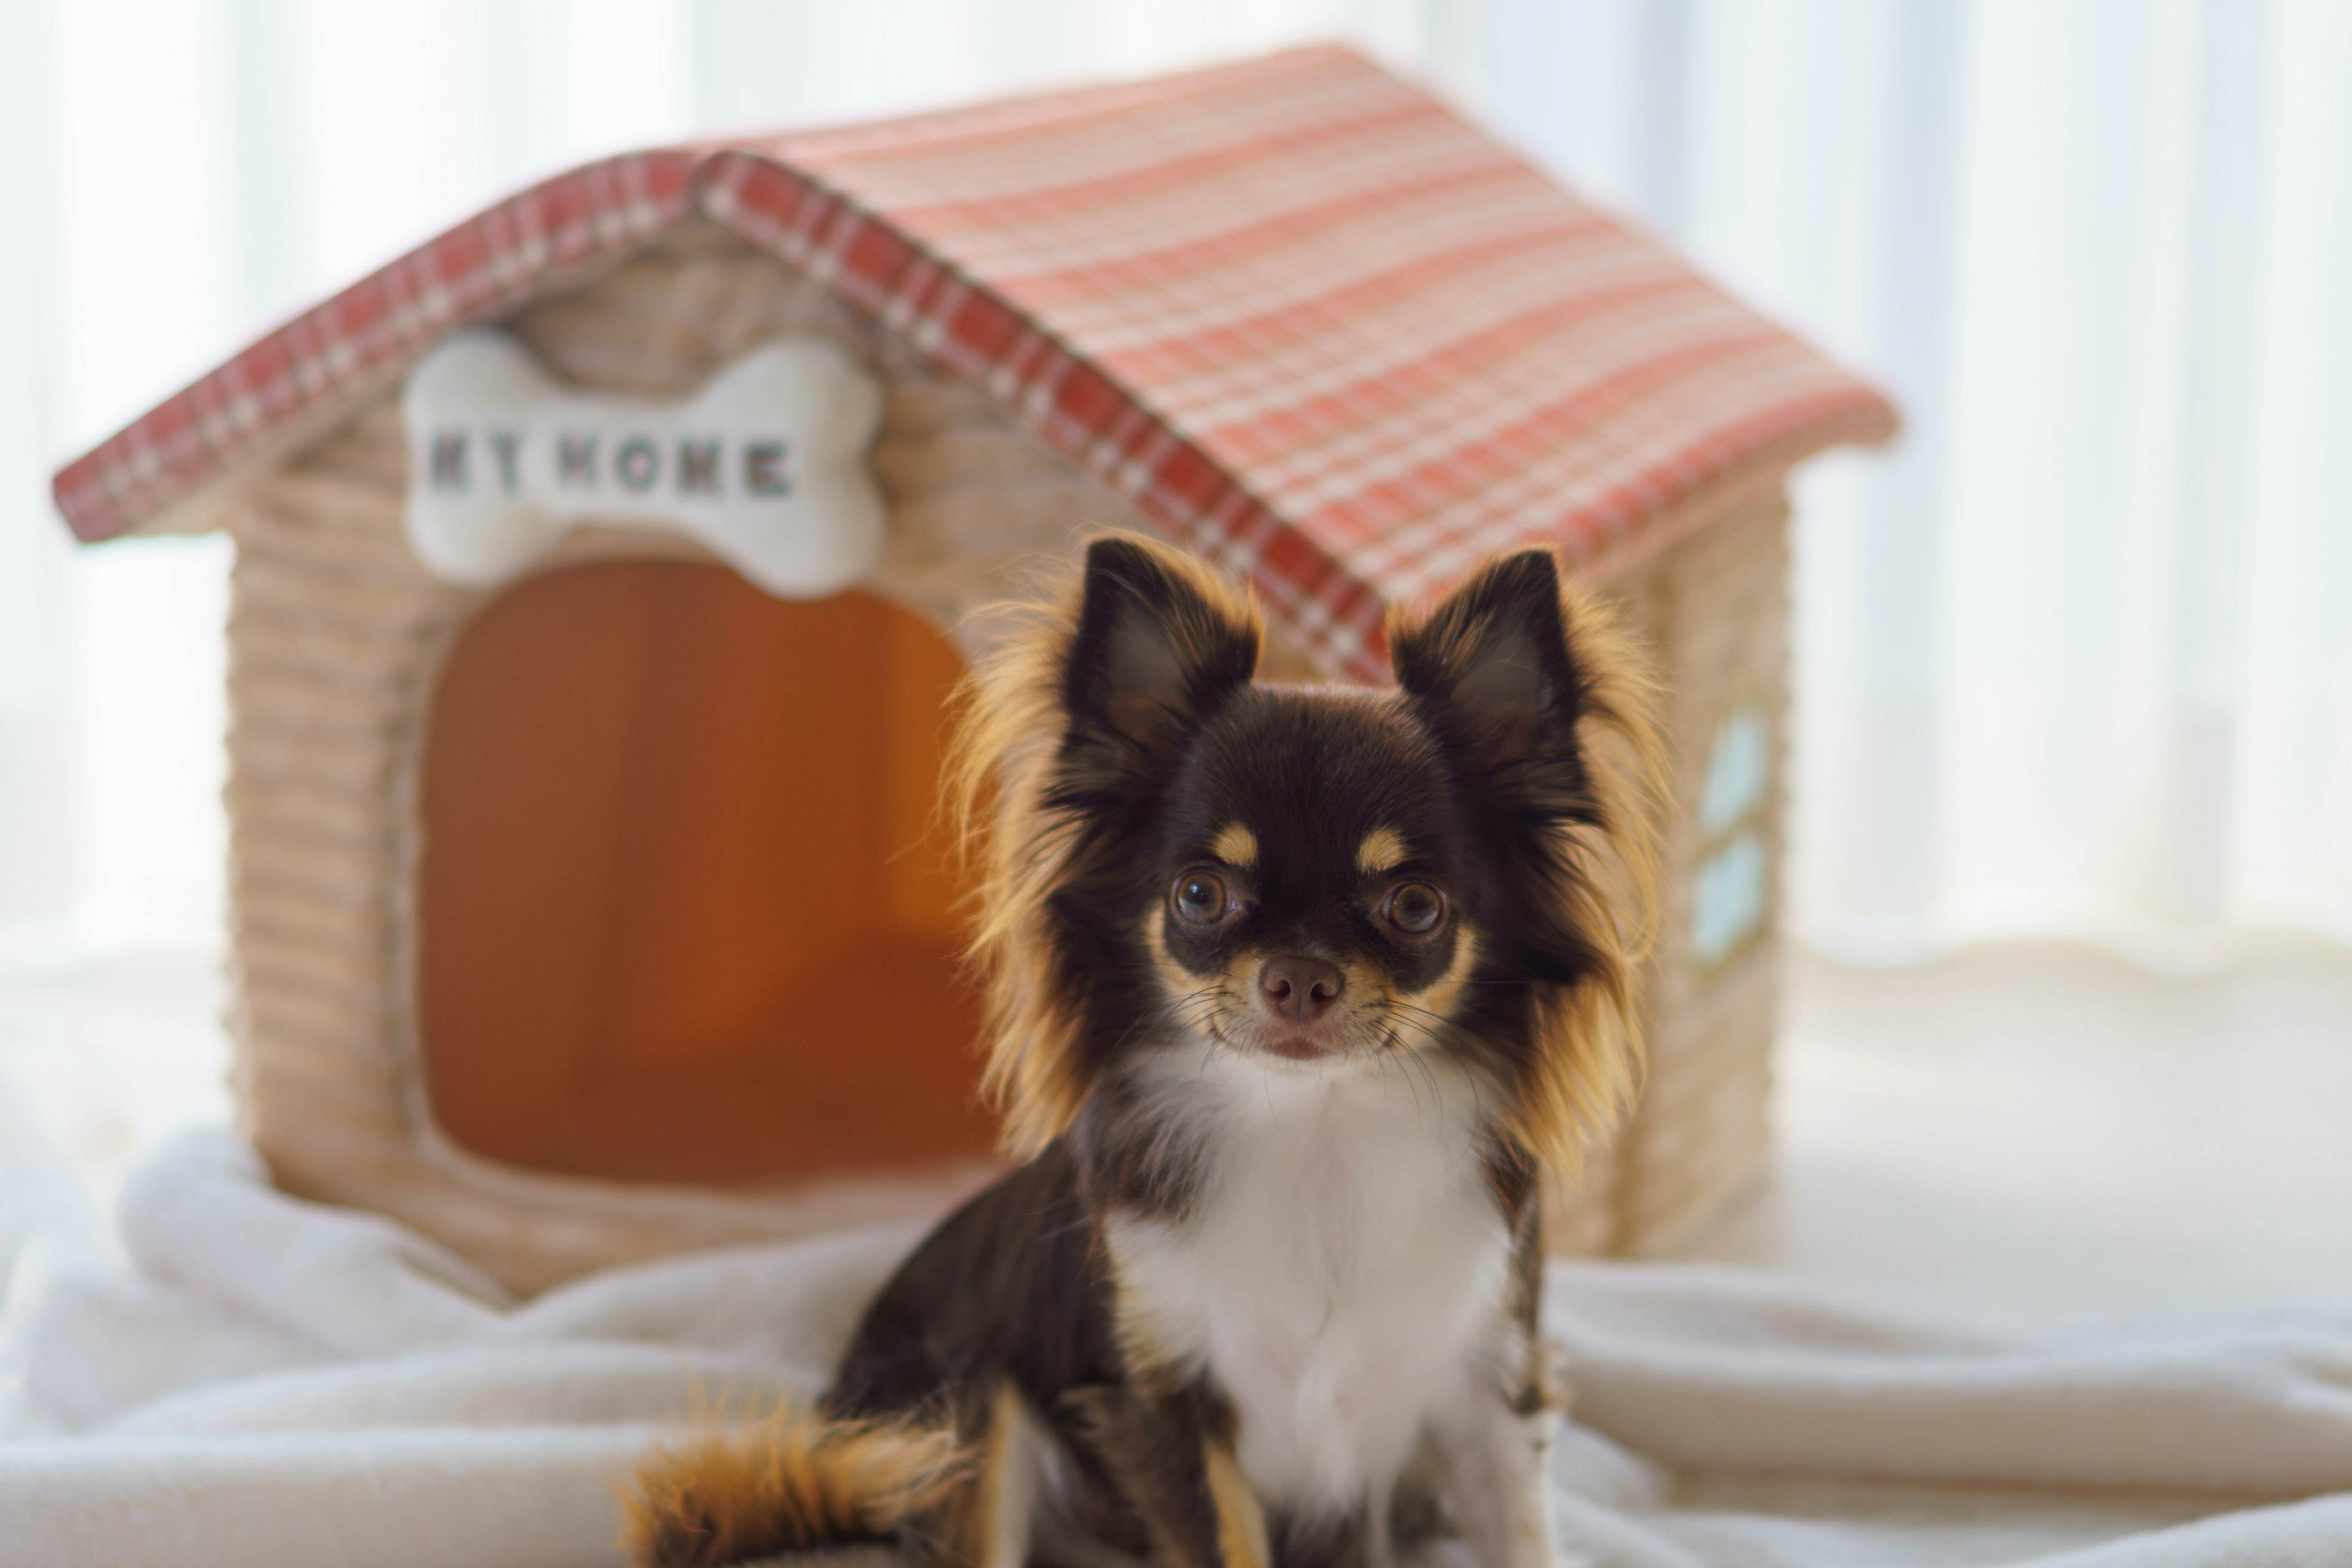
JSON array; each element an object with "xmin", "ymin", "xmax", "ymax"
[{"xmin": 51, "ymin": 46, "xmax": 1894, "ymax": 680}]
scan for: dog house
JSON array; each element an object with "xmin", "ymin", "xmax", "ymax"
[{"xmin": 53, "ymin": 47, "xmax": 1894, "ymax": 1294}]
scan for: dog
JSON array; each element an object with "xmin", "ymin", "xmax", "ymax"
[{"xmin": 627, "ymin": 532, "xmax": 1663, "ymax": 1568}]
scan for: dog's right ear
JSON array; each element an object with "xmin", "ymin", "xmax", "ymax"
[{"xmin": 1060, "ymin": 535, "xmax": 1259, "ymax": 782}]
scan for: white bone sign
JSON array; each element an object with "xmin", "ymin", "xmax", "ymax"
[{"xmin": 400, "ymin": 331, "xmax": 887, "ymax": 597}]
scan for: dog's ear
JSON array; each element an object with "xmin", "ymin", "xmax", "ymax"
[
  {"xmin": 1061, "ymin": 535, "xmax": 1259, "ymax": 777},
  {"xmin": 1392, "ymin": 548, "xmax": 1586, "ymax": 802}
]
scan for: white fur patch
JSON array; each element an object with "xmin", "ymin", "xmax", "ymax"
[{"xmin": 1109, "ymin": 1046, "xmax": 1513, "ymax": 1516}]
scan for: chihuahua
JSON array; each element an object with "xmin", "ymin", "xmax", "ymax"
[{"xmin": 630, "ymin": 532, "xmax": 1662, "ymax": 1568}]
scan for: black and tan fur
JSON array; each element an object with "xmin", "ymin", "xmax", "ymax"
[{"xmin": 629, "ymin": 533, "xmax": 1663, "ymax": 1568}]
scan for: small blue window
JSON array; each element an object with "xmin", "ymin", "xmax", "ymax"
[
  {"xmin": 1691, "ymin": 700, "xmax": 1773, "ymax": 972},
  {"xmin": 1692, "ymin": 829, "xmax": 1768, "ymax": 967},
  {"xmin": 1697, "ymin": 704, "xmax": 1770, "ymax": 835}
]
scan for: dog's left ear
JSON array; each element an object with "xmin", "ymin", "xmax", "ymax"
[
  {"xmin": 1061, "ymin": 534, "xmax": 1259, "ymax": 781},
  {"xmin": 1392, "ymin": 548, "xmax": 1586, "ymax": 800}
]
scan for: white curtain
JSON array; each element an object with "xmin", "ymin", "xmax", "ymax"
[{"xmin": 3, "ymin": 0, "xmax": 2348, "ymax": 970}]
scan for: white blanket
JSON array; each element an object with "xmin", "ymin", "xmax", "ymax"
[{"xmin": 2, "ymin": 1120, "xmax": 2348, "ymax": 1568}]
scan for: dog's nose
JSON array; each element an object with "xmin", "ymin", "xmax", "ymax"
[{"xmin": 1259, "ymin": 956, "xmax": 1344, "ymax": 1023}]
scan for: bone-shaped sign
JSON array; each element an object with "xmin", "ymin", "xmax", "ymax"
[{"xmin": 401, "ymin": 331, "xmax": 888, "ymax": 597}]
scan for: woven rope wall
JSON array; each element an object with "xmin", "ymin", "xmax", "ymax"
[
  {"xmin": 221, "ymin": 222, "xmax": 1774, "ymax": 1292},
  {"xmin": 1605, "ymin": 491, "xmax": 1789, "ymax": 1253}
]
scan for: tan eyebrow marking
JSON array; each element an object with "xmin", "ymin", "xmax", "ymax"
[
  {"xmin": 1356, "ymin": 826, "xmax": 1408, "ymax": 875},
  {"xmin": 1210, "ymin": 823, "xmax": 1258, "ymax": 867}
]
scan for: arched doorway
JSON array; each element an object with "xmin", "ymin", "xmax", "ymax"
[{"xmin": 416, "ymin": 559, "xmax": 994, "ymax": 1186}]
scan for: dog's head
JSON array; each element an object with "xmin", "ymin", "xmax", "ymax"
[{"xmin": 955, "ymin": 534, "xmax": 1662, "ymax": 1172}]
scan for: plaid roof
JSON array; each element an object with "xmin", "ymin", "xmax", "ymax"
[{"xmin": 51, "ymin": 46, "xmax": 1894, "ymax": 681}]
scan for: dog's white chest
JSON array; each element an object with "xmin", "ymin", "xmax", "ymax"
[{"xmin": 1110, "ymin": 1054, "xmax": 1513, "ymax": 1513}]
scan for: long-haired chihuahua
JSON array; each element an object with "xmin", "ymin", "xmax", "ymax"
[{"xmin": 629, "ymin": 532, "xmax": 1663, "ymax": 1568}]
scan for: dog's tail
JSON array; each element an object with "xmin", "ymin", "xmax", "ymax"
[{"xmin": 624, "ymin": 1408, "xmax": 969, "ymax": 1567}]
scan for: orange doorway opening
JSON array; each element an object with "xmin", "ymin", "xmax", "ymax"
[{"xmin": 417, "ymin": 559, "xmax": 995, "ymax": 1187}]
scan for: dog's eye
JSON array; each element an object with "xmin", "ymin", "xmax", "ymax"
[
  {"xmin": 1384, "ymin": 882, "xmax": 1446, "ymax": 935},
  {"xmin": 1172, "ymin": 873, "xmax": 1229, "ymax": 925}
]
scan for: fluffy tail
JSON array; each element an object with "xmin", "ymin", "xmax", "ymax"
[{"xmin": 624, "ymin": 1409, "xmax": 969, "ymax": 1567}]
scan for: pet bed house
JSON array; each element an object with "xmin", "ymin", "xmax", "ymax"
[{"xmin": 53, "ymin": 47, "xmax": 1894, "ymax": 1295}]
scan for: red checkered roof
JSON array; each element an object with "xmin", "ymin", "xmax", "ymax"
[{"xmin": 51, "ymin": 46, "xmax": 1894, "ymax": 680}]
